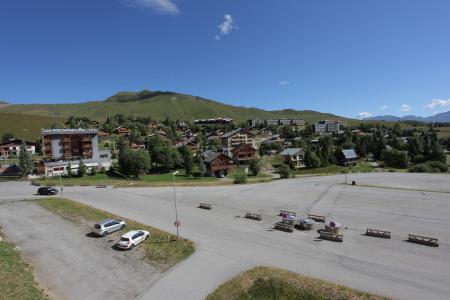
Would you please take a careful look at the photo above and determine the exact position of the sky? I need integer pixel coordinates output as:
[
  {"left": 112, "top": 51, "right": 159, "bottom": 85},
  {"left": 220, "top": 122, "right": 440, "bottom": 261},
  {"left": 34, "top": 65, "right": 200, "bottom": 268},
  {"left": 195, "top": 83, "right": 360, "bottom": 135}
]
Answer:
[{"left": 1, "top": 0, "right": 450, "bottom": 119}]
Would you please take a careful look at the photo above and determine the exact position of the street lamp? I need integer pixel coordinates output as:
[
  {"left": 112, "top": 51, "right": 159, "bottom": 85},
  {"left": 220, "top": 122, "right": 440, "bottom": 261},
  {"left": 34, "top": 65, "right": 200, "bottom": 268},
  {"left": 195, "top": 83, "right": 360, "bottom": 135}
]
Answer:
[{"left": 172, "top": 170, "right": 179, "bottom": 240}]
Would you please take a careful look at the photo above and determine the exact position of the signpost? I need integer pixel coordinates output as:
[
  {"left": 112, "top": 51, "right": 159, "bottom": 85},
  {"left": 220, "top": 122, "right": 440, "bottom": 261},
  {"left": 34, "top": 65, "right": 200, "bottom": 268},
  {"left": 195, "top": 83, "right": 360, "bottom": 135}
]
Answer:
[{"left": 172, "top": 170, "right": 179, "bottom": 240}]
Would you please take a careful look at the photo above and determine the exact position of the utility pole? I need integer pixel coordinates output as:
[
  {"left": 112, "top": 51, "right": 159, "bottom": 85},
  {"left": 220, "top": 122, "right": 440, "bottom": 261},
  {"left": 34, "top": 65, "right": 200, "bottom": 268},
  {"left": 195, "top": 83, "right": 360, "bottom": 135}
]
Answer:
[
  {"left": 59, "top": 173, "right": 63, "bottom": 200},
  {"left": 172, "top": 170, "right": 179, "bottom": 240}
]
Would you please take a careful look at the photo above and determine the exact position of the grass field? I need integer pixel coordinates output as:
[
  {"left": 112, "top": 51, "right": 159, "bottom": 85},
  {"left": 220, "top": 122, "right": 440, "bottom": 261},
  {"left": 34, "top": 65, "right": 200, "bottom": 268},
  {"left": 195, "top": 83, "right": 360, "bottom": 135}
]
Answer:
[
  {"left": 293, "top": 163, "right": 376, "bottom": 176},
  {"left": 207, "top": 266, "right": 388, "bottom": 300},
  {"left": 37, "top": 172, "right": 223, "bottom": 187},
  {"left": 0, "top": 230, "right": 47, "bottom": 300},
  {"left": 0, "top": 112, "right": 65, "bottom": 141},
  {"left": 35, "top": 198, "right": 195, "bottom": 271}
]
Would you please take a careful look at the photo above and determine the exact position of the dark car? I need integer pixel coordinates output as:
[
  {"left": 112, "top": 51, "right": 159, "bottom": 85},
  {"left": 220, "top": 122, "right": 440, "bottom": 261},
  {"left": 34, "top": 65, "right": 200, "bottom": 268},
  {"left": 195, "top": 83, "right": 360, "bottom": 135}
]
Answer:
[{"left": 37, "top": 187, "right": 59, "bottom": 195}]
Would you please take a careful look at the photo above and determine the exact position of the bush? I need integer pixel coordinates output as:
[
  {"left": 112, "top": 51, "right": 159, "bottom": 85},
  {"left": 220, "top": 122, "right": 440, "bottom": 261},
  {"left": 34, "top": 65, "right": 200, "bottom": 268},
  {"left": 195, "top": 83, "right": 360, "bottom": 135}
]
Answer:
[
  {"left": 278, "top": 164, "right": 291, "bottom": 179},
  {"left": 409, "top": 161, "right": 448, "bottom": 173},
  {"left": 249, "top": 158, "right": 261, "bottom": 176},
  {"left": 233, "top": 170, "right": 248, "bottom": 184},
  {"left": 381, "top": 149, "right": 409, "bottom": 169},
  {"left": 427, "top": 161, "right": 448, "bottom": 172}
]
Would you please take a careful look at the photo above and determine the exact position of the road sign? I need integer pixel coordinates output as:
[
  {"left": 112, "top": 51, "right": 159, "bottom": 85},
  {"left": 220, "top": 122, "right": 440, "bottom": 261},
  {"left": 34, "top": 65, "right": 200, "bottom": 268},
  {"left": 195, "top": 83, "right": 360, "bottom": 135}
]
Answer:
[{"left": 174, "top": 220, "right": 181, "bottom": 227}]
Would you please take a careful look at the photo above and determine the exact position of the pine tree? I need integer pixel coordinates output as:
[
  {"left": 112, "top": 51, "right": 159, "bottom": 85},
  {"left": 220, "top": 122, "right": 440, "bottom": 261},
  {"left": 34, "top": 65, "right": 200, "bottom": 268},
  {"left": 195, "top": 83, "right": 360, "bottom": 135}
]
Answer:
[{"left": 18, "top": 141, "right": 33, "bottom": 177}]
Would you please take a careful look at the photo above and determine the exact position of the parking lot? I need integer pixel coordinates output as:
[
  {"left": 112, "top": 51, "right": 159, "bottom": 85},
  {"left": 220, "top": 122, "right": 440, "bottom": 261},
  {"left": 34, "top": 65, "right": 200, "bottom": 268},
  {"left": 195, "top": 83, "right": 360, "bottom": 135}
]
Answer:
[{"left": 1, "top": 172, "right": 450, "bottom": 300}]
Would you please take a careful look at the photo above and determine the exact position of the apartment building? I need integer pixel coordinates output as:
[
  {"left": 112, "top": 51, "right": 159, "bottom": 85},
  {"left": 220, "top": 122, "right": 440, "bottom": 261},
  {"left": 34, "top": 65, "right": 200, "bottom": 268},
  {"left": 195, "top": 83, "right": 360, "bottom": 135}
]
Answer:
[
  {"left": 41, "top": 128, "right": 111, "bottom": 176},
  {"left": 220, "top": 128, "right": 255, "bottom": 156}
]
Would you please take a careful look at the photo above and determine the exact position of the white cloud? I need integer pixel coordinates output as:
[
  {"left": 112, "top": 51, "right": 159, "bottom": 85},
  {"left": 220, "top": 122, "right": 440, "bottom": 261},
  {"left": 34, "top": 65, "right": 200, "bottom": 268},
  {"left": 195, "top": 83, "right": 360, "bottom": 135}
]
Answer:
[
  {"left": 278, "top": 81, "right": 290, "bottom": 86},
  {"left": 380, "top": 105, "right": 389, "bottom": 110},
  {"left": 357, "top": 112, "right": 373, "bottom": 119},
  {"left": 215, "top": 14, "right": 236, "bottom": 40},
  {"left": 424, "top": 98, "right": 450, "bottom": 109},
  {"left": 400, "top": 104, "right": 411, "bottom": 112},
  {"left": 123, "top": 0, "right": 179, "bottom": 15}
]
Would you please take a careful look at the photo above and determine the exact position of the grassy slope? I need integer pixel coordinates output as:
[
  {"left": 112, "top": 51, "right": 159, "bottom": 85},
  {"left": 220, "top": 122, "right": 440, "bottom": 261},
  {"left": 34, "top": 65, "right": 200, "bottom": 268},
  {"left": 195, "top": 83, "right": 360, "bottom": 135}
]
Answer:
[
  {"left": 1, "top": 90, "right": 350, "bottom": 123},
  {"left": 0, "top": 230, "right": 47, "bottom": 300},
  {"left": 0, "top": 112, "right": 65, "bottom": 141},
  {"left": 37, "top": 173, "right": 223, "bottom": 187},
  {"left": 207, "top": 266, "right": 389, "bottom": 300},
  {"left": 35, "top": 198, "right": 195, "bottom": 271}
]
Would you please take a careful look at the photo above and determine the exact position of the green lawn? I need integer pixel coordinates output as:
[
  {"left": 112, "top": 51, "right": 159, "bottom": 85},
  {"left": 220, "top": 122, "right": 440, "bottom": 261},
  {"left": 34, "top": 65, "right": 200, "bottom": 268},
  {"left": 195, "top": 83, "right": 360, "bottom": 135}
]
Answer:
[
  {"left": 35, "top": 198, "right": 195, "bottom": 271},
  {"left": 0, "top": 230, "right": 47, "bottom": 300},
  {"left": 37, "top": 172, "right": 222, "bottom": 187},
  {"left": 207, "top": 266, "right": 389, "bottom": 300},
  {"left": 293, "top": 163, "right": 375, "bottom": 176}
]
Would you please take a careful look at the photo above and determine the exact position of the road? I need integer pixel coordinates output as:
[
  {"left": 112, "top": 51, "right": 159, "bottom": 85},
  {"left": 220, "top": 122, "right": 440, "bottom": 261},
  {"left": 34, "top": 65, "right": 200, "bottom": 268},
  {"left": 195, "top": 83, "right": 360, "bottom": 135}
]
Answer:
[{"left": 2, "top": 172, "right": 450, "bottom": 300}]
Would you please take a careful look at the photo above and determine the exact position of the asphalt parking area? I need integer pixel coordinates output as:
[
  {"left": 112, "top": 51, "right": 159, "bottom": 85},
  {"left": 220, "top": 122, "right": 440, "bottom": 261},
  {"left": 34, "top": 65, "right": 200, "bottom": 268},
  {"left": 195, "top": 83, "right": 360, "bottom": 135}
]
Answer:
[{"left": 0, "top": 200, "right": 161, "bottom": 300}]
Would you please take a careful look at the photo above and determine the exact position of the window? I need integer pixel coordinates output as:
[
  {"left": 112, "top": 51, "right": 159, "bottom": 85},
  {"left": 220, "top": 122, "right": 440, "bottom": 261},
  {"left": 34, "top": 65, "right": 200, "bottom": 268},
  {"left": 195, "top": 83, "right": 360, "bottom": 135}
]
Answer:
[{"left": 100, "top": 154, "right": 109, "bottom": 158}]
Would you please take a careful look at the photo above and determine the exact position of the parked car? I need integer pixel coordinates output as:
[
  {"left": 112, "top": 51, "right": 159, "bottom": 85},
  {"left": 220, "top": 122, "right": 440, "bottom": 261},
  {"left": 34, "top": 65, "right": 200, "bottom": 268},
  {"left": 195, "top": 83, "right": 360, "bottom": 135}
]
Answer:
[
  {"left": 37, "top": 187, "right": 58, "bottom": 195},
  {"left": 93, "top": 219, "right": 127, "bottom": 236},
  {"left": 117, "top": 230, "right": 150, "bottom": 250}
]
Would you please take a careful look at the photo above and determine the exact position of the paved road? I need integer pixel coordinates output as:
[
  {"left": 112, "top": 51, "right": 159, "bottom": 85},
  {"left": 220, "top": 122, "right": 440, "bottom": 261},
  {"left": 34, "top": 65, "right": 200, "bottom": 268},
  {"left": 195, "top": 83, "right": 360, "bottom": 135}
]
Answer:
[{"left": 2, "top": 172, "right": 450, "bottom": 300}]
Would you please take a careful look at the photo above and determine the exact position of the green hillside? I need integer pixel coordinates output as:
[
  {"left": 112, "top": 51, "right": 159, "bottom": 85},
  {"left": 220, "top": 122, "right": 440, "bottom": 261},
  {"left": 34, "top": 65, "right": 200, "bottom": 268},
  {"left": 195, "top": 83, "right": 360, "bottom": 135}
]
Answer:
[
  {"left": 1, "top": 90, "right": 350, "bottom": 123},
  {"left": 0, "top": 112, "right": 65, "bottom": 141}
]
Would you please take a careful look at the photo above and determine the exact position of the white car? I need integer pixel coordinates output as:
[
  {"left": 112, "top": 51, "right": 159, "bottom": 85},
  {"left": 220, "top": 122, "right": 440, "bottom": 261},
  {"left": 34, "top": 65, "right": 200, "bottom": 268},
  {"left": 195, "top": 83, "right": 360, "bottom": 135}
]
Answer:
[
  {"left": 93, "top": 219, "right": 127, "bottom": 237},
  {"left": 117, "top": 230, "right": 150, "bottom": 250}
]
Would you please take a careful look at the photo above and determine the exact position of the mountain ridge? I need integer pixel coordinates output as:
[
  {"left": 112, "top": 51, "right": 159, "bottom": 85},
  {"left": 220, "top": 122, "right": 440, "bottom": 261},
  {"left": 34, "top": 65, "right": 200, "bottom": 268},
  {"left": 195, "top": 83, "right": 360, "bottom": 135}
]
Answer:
[
  {"left": 0, "top": 90, "right": 350, "bottom": 123},
  {"left": 364, "top": 111, "right": 450, "bottom": 123}
]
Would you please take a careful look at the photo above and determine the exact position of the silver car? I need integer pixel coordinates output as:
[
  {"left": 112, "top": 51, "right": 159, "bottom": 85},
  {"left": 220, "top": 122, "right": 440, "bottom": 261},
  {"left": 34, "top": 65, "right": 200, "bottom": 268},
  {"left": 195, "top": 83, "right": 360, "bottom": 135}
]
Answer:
[{"left": 93, "top": 219, "right": 127, "bottom": 236}]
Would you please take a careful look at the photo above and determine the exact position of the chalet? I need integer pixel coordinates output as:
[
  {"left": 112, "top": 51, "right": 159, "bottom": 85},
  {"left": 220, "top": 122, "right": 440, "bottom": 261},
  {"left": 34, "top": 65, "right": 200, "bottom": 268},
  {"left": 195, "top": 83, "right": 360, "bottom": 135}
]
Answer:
[
  {"left": 114, "top": 126, "right": 129, "bottom": 135},
  {"left": 90, "top": 120, "right": 100, "bottom": 128},
  {"left": 231, "top": 143, "right": 256, "bottom": 165},
  {"left": 0, "top": 139, "right": 36, "bottom": 158},
  {"left": 337, "top": 149, "right": 359, "bottom": 167},
  {"left": 221, "top": 128, "right": 255, "bottom": 156},
  {"left": 279, "top": 148, "right": 305, "bottom": 169},
  {"left": 130, "top": 143, "right": 146, "bottom": 150},
  {"left": 203, "top": 152, "right": 235, "bottom": 177}
]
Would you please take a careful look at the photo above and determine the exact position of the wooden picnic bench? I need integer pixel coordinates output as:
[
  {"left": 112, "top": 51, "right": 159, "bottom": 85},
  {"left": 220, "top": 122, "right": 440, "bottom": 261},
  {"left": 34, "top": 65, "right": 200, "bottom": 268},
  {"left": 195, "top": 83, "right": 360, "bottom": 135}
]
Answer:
[
  {"left": 308, "top": 214, "right": 326, "bottom": 223},
  {"left": 198, "top": 203, "right": 212, "bottom": 210},
  {"left": 245, "top": 212, "right": 262, "bottom": 221},
  {"left": 274, "top": 222, "right": 294, "bottom": 233},
  {"left": 318, "top": 231, "right": 343, "bottom": 242},
  {"left": 407, "top": 234, "right": 439, "bottom": 247},
  {"left": 279, "top": 210, "right": 296, "bottom": 217},
  {"left": 366, "top": 228, "right": 391, "bottom": 239}
]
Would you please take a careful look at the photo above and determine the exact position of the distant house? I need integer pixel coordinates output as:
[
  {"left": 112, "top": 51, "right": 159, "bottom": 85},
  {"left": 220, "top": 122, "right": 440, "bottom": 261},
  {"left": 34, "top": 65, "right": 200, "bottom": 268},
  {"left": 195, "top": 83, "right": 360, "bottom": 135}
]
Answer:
[
  {"left": 337, "top": 149, "right": 359, "bottom": 166},
  {"left": 231, "top": 143, "right": 256, "bottom": 165},
  {"left": 279, "top": 148, "right": 305, "bottom": 169},
  {"left": 114, "top": 126, "right": 129, "bottom": 135},
  {"left": 0, "top": 139, "right": 36, "bottom": 158},
  {"left": 203, "top": 153, "right": 235, "bottom": 177},
  {"left": 130, "top": 143, "right": 146, "bottom": 150}
]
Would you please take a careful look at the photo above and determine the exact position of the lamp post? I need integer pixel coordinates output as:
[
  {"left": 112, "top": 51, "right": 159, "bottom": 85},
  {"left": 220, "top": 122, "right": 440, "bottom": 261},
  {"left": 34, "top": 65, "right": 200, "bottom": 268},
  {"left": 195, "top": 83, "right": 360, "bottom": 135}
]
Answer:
[{"left": 172, "top": 170, "right": 179, "bottom": 240}]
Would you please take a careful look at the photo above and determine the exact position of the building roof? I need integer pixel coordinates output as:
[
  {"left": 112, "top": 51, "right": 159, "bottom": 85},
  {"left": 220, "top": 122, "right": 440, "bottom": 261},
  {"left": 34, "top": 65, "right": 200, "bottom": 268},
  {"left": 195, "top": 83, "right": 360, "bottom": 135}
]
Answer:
[
  {"left": 201, "top": 149, "right": 215, "bottom": 158},
  {"left": 279, "top": 148, "right": 304, "bottom": 156},
  {"left": 42, "top": 128, "right": 98, "bottom": 135},
  {"left": 204, "top": 152, "right": 232, "bottom": 163},
  {"left": 221, "top": 128, "right": 242, "bottom": 138},
  {"left": 342, "top": 149, "right": 358, "bottom": 159}
]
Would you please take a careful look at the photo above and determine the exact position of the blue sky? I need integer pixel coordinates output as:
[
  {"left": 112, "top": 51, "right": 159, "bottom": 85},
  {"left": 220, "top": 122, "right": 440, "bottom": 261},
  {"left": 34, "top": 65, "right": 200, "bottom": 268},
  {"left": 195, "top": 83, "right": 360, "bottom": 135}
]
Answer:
[{"left": 1, "top": 0, "right": 450, "bottom": 118}]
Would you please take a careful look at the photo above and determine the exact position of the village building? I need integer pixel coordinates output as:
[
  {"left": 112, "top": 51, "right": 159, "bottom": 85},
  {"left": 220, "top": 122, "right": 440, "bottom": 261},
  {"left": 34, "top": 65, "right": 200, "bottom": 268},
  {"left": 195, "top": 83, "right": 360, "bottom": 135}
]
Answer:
[
  {"left": 279, "top": 148, "right": 305, "bottom": 168},
  {"left": 193, "top": 118, "right": 233, "bottom": 126},
  {"left": 203, "top": 152, "right": 235, "bottom": 177},
  {"left": 114, "top": 126, "right": 129, "bottom": 135},
  {"left": 0, "top": 139, "right": 36, "bottom": 158},
  {"left": 41, "top": 128, "right": 111, "bottom": 176},
  {"left": 337, "top": 149, "right": 359, "bottom": 166},
  {"left": 220, "top": 128, "right": 255, "bottom": 156},
  {"left": 231, "top": 143, "right": 256, "bottom": 165}
]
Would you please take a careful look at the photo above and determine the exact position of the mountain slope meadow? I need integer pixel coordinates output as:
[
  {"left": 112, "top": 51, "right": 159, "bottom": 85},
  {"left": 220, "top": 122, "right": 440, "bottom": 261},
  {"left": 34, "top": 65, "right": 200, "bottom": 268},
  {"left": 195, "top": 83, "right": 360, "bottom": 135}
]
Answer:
[{"left": 1, "top": 90, "right": 349, "bottom": 123}]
